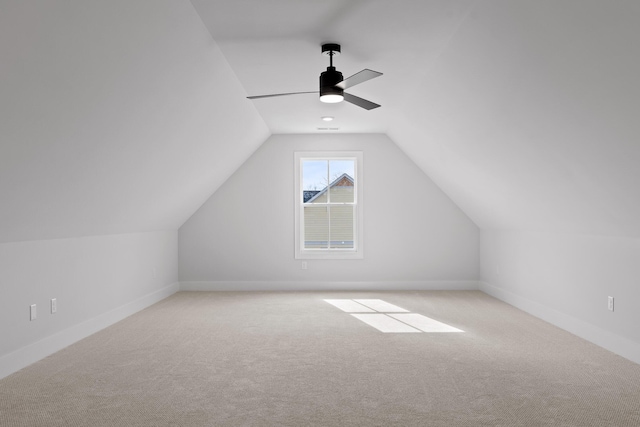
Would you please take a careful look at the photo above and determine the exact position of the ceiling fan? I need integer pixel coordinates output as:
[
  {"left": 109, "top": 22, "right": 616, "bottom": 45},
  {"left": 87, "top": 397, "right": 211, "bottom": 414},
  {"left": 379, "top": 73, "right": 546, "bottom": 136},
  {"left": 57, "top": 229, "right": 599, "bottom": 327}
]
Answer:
[{"left": 247, "top": 43, "right": 383, "bottom": 110}]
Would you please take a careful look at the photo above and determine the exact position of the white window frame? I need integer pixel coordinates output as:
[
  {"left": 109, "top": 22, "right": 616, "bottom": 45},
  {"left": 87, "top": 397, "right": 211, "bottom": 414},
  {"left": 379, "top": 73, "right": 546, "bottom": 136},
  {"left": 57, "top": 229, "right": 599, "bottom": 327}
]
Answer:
[{"left": 294, "top": 151, "right": 364, "bottom": 260}]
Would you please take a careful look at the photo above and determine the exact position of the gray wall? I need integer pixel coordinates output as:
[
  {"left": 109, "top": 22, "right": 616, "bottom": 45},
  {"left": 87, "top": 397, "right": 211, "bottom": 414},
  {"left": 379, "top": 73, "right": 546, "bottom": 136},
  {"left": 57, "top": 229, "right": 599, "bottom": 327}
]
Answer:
[
  {"left": 0, "top": 231, "right": 178, "bottom": 379},
  {"left": 179, "top": 134, "right": 479, "bottom": 290},
  {"left": 480, "top": 230, "right": 640, "bottom": 364}
]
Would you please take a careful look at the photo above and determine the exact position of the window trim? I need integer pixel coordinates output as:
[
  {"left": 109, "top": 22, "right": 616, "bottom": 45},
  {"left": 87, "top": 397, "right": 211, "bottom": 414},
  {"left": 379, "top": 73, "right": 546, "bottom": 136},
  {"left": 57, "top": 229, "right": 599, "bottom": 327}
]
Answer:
[{"left": 294, "top": 151, "right": 364, "bottom": 260}]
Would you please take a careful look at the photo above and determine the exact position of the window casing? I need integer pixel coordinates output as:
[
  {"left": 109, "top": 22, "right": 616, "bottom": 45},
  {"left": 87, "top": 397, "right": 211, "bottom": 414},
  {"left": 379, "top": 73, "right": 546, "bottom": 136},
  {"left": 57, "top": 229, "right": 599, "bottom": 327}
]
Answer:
[{"left": 295, "top": 151, "right": 363, "bottom": 259}]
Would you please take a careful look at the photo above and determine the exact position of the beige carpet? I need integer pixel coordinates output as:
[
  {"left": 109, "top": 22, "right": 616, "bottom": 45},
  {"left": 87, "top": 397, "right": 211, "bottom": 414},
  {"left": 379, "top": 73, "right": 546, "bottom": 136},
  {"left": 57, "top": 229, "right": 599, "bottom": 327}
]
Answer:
[{"left": 1, "top": 291, "right": 639, "bottom": 426}]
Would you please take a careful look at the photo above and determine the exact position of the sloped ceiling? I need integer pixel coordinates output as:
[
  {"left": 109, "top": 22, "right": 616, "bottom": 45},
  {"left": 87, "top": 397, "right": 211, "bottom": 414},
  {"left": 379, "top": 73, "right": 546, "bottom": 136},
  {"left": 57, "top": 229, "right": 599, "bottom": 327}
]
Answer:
[
  {"left": 2, "top": 1, "right": 639, "bottom": 243},
  {"left": 191, "top": 0, "right": 640, "bottom": 237},
  {"left": 0, "top": 0, "right": 269, "bottom": 243}
]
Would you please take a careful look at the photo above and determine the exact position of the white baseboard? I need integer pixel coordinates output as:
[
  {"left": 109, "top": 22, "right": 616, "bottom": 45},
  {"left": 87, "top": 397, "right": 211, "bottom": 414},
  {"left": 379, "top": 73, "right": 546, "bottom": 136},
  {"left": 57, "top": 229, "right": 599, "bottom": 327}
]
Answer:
[
  {"left": 180, "top": 280, "right": 479, "bottom": 292},
  {"left": 0, "top": 282, "right": 180, "bottom": 380},
  {"left": 479, "top": 281, "right": 640, "bottom": 365}
]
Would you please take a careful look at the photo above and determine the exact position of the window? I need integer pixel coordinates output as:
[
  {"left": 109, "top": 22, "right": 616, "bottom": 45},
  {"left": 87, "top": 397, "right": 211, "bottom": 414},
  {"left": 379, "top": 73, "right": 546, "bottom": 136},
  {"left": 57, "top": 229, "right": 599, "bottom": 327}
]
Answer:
[{"left": 295, "top": 151, "right": 363, "bottom": 259}]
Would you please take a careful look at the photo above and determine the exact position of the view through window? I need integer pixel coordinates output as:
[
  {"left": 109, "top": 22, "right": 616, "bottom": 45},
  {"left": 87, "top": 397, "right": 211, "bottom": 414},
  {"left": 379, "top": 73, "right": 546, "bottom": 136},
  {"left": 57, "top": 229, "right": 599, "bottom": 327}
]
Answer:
[
  {"left": 302, "top": 159, "right": 355, "bottom": 249},
  {"left": 295, "top": 152, "right": 363, "bottom": 259}
]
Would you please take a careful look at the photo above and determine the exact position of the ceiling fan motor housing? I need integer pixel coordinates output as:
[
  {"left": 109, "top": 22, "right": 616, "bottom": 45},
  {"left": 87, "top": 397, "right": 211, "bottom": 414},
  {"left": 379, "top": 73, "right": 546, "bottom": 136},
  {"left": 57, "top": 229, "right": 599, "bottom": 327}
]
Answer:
[{"left": 320, "top": 66, "right": 344, "bottom": 100}]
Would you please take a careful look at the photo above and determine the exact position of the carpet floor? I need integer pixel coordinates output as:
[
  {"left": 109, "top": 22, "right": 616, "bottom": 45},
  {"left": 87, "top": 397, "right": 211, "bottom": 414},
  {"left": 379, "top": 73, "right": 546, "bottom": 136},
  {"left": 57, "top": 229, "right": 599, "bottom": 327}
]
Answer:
[{"left": 1, "top": 291, "right": 639, "bottom": 426}]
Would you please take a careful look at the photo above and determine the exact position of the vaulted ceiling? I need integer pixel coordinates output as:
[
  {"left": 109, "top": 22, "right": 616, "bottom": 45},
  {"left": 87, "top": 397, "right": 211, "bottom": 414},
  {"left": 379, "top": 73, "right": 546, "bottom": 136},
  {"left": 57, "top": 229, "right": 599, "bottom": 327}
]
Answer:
[
  {"left": 0, "top": 1, "right": 268, "bottom": 242},
  {"left": 1, "top": 0, "right": 639, "bottom": 243}
]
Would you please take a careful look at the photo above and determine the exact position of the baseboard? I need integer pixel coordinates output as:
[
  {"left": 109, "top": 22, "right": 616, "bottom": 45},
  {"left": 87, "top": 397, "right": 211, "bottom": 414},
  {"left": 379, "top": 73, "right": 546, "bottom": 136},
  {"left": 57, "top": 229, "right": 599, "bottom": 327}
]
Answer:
[
  {"left": 0, "top": 282, "right": 180, "bottom": 380},
  {"left": 479, "top": 281, "right": 640, "bottom": 365},
  {"left": 180, "top": 280, "right": 479, "bottom": 291}
]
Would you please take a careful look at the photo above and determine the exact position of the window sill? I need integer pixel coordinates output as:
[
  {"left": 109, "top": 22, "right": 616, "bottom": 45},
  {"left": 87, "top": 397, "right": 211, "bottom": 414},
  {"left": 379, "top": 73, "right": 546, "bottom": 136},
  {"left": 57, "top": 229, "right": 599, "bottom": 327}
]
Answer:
[{"left": 295, "top": 250, "right": 364, "bottom": 260}]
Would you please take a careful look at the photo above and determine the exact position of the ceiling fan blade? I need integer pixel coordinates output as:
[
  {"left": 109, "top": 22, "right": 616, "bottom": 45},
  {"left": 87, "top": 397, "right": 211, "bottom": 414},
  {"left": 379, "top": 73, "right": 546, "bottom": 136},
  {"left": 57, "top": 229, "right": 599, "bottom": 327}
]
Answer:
[
  {"left": 343, "top": 92, "right": 380, "bottom": 110},
  {"left": 336, "top": 69, "right": 382, "bottom": 90},
  {"left": 247, "top": 91, "right": 317, "bottom": 100}
]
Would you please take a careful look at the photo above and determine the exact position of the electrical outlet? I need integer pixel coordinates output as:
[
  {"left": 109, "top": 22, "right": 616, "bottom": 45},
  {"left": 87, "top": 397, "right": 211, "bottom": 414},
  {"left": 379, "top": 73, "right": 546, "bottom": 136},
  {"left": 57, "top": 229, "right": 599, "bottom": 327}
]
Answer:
[
  {"left": 51, "top": 298, "right": 57, "bottom": 314},
  {"left": 608, "top": 296, "right": 614, "bottom": 312},
  {"left": 301, "top": 262, "right": 308, "bottom": 270},
  {"left": 30, "top": 304, "right": 37, "bottom": 321}
]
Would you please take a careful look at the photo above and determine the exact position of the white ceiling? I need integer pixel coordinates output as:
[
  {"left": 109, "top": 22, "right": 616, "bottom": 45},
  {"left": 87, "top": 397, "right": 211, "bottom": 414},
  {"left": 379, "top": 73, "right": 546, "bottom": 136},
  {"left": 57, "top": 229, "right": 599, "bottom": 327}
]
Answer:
[
  {"left": 191, "top": 0, "right": 475, "bottom": 134},
  {"left": 192, "top": 0, "right": 640, "bottom": 237},
  {"left": 0, "top": 1, "right": 268, "bottom": 242},
  {"left": 1, "top": 0, "right": 639, "bottom": 243}
]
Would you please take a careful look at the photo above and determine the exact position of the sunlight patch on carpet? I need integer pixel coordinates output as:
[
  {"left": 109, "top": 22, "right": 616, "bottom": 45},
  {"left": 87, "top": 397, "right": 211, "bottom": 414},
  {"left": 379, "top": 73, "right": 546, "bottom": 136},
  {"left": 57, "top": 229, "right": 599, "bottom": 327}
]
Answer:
[
  {"left": 324, "top": 299, "right": 375, "bottom": 313},
  {"left": 324, "top": 299, "right": 464, "bottom": 334},
  {"left": 389, "top": 313, "right": 464, "bottom": 333},
  {"left": 353, "top": 299, "right": 408, "bottom": 313},
  {"left": 351, "top": 314, "right": 421, "bottom": 333}
]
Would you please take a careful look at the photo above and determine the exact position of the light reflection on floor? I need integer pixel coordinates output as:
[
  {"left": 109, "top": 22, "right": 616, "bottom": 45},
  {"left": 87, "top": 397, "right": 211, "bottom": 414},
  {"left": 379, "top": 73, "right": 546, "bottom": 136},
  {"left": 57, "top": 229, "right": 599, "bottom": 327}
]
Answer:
[
  {"left": 389, "top": 313, "right": 463, "bottom": 333},
  {"left": 324, "top": 299, "right": 464, "bottom": 333},
  {"left": 324, "top": 299, "right": 375, "bottom": 313},
  {"left": 351, "top": 313, "right": 421, "bottom": 333},
  {"left": 353, "top": 299, "right": 408, "bottom": 313}
]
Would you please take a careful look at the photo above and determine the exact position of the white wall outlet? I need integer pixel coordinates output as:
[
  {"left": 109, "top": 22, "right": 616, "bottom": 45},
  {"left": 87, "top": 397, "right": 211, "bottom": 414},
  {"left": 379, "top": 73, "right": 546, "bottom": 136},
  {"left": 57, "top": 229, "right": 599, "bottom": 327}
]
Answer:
[
  {"left": 608, "top": 296, "right": 614, "bottom": 312},
  {"left": 30, "top": 304, "right": 37, "bottom": 321},
  {"left": 301, "top": 261, "right": 308, "bottom": 270},
  {"left": 51, "top": 298, "right": 57, "bottom": 314}
]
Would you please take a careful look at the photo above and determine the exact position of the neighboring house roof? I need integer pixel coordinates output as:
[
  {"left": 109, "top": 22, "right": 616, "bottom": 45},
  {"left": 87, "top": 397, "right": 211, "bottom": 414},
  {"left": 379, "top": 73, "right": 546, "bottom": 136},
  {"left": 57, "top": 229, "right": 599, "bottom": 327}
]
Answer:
[
  {"left": 303, "top": 191, "right": 321, "bottom": 203},
  {"left": 305, "top": 173, "right": 354, "bottom": 203}
]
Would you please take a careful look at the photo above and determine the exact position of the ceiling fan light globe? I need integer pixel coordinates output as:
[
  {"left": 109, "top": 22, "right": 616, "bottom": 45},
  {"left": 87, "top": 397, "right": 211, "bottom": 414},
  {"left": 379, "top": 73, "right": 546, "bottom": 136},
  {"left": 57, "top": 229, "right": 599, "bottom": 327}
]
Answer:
[{"left": 320, "top": 94, "right": 344, "bottom": 103}]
